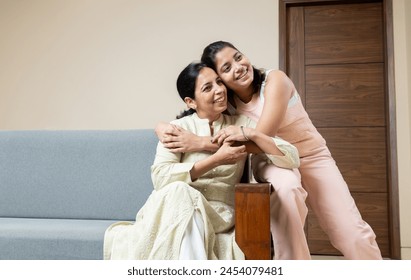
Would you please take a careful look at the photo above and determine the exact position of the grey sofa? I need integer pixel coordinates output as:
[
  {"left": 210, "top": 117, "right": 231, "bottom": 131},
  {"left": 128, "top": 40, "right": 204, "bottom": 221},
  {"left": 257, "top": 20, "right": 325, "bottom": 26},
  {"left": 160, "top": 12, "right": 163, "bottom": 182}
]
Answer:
[{"left": 0, "top": 130, "right": 157, "bottom": 260}]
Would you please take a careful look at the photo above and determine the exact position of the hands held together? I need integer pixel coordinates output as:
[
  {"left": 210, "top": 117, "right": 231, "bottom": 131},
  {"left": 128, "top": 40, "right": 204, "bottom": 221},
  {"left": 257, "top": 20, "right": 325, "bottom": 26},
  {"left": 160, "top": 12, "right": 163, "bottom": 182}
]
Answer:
[
  {"left": 212, "top": 125, "right": 251, "bottom": 146},
  {"left": 156, "top": 122, "right": 251, "bottom": 154},
  {"left": 158, "top": 123, "right": 205, "bottom": 153}
]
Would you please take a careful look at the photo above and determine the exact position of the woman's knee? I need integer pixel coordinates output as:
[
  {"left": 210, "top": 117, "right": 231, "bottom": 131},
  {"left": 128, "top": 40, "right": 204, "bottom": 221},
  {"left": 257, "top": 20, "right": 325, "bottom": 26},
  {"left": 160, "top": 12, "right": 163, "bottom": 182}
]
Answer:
[
  {"left": 160, "top": 181, "right": 198, "bottom": 198},
  {"left": 261, "top": 168, "right": 302, "bottom": 191}
]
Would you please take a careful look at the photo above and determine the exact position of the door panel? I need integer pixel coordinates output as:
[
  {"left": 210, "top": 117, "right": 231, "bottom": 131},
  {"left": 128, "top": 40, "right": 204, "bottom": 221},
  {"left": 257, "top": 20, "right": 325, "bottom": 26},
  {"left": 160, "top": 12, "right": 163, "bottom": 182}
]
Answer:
[
  {"left": 287, "top": 6, "right": 305, "bottom": 104},
  {"left": 306, "top": 64, "right": 386, "bottom": 127},
  {"left": 304, "top": 3, "right": 384, "bottom": 65},
  {"left": 318, "top": 127, "right": 387, "bottom": 193}
]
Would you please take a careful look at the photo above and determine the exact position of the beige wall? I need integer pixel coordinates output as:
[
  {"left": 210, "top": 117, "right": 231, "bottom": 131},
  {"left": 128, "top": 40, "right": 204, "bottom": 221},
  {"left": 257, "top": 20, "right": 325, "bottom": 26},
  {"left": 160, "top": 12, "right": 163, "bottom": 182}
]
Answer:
[
  {"left": 0, "top": 0, "right": 278, "bottom": 130},
  {"left": 394, "top": 0, "right": 411, "bottom": 260},
  {"left": 1, "top": 0, "right": 410, "bottom": 259}
]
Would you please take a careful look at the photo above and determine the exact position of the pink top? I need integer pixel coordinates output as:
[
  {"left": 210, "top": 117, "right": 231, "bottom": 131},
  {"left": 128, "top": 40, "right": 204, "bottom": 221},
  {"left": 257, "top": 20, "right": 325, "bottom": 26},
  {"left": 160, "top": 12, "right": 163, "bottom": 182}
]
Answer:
[{"left": 233, "top": 71, "right": 325, "bottom": 157}]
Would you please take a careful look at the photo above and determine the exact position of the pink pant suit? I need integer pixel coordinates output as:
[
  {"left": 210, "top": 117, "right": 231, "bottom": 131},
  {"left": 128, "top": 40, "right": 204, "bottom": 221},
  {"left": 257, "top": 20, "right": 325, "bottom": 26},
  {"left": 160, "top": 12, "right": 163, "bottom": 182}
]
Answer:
[{"left": 232, "top": 70, "right": 382, "bottom": 260}]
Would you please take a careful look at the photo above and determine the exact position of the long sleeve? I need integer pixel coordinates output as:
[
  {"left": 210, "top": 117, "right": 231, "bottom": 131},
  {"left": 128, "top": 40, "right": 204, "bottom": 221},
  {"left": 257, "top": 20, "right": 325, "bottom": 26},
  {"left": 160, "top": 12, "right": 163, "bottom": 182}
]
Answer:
[
  {"left": 241, "top": 115, "right": 300, "bottom": 169},
  {"left": 150, "top": 142, "right": 194, "bottom": 190},
  {"left": 267, "top": 137, "right": 300, "bottom": 169}
]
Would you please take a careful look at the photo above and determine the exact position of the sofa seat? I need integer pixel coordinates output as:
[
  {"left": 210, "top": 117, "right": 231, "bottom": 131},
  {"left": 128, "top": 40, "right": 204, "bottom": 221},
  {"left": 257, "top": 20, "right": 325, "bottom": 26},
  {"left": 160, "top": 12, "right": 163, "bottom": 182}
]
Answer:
[
  {"left": 0, "top": 130, "right": 157, "bottom": 259},
  {"left": 0, "top": 217, "right": 121, "bottom": 260}
]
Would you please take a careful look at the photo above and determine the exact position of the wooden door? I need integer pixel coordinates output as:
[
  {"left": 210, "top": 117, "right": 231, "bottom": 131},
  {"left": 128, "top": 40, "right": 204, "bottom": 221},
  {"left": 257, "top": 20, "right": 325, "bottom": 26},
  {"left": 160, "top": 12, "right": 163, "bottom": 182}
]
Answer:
[{"left": 279, "top": 0, "right": 400, "bottom": 258}]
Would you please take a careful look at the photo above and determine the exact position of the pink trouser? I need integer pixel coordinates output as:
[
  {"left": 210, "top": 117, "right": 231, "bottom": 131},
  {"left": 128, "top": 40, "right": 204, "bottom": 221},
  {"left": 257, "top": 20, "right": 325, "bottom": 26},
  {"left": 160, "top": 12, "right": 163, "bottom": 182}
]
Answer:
[
  {"left": 299, "top": 146, "right": 382, "bottom": 260},
  {"left": 252, "top": 155, "right": 311, "bottom": 260}
]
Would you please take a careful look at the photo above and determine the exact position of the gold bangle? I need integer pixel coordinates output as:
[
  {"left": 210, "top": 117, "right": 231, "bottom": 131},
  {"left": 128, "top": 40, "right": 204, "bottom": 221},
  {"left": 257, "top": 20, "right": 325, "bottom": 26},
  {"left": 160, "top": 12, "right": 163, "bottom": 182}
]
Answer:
[{"left": 240, "top": 126, "right": 249, "bottom": 141}]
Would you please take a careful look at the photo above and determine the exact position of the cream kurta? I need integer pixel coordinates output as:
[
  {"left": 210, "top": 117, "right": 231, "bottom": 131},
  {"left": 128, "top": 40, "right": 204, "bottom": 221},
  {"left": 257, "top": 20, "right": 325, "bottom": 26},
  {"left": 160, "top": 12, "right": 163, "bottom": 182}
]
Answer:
[{"left": 104, "top": 113, "right": 299, "bottom": 260}]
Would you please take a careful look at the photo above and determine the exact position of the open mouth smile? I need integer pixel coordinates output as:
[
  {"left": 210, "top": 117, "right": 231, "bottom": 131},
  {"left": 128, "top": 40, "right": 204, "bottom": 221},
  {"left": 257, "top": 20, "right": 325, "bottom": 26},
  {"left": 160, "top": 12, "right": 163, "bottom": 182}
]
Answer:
[
  {"left": 214, "top": 96, "right": 225, "bottom": 103},
  {"left": 236, "top": 68, "right": 248, "bottom": 80}
]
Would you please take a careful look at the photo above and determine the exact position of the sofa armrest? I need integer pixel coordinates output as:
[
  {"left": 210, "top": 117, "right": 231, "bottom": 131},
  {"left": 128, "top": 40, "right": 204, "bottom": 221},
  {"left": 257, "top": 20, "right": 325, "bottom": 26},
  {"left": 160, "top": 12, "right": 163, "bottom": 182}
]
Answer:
[{"left": 234, "top": 183, "right": 273, "bottom": 260}]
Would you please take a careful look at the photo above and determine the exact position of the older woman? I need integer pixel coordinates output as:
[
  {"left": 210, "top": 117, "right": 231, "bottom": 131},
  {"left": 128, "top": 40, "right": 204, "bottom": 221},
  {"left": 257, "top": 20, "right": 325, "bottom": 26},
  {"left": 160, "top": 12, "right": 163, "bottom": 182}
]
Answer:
[{"left": 103, "top": 62, "right": 299, "bottom": 260}]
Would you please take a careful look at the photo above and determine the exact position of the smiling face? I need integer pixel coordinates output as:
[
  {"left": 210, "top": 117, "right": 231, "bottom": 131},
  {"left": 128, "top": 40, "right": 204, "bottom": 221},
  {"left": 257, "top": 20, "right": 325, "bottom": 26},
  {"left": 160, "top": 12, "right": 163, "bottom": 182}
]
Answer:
[
  {"left": 185, "top": 67, "right": 227, "bottom": 122},
  {"left": 213, "top": 47, "right": 254, "bottom": 93}
]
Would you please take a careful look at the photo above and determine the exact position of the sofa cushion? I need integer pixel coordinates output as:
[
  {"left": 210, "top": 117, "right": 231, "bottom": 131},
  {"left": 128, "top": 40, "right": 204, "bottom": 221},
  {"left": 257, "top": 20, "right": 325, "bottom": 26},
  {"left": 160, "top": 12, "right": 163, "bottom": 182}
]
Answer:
[
  {"left": 0, "top": 130, "right": 157, "bottom": 220},
  {"left": 0, "top": 217, "right": 118, "bottom": 259}
]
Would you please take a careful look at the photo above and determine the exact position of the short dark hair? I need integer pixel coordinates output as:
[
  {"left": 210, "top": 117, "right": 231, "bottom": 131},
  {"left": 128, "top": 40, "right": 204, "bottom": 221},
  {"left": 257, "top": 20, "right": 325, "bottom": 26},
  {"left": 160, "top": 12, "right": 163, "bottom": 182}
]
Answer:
[{"left": 175, "top": 62, "right": 207, "bottom": 119}]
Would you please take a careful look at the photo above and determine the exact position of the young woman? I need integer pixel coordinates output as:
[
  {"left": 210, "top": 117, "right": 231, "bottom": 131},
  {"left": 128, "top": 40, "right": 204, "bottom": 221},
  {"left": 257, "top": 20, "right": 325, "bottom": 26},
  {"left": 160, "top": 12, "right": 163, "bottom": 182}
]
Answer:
[
  {"left": 104, "top": 62, "right": 300, "bottom": 260},
  {"left": 201, "top": 41, "right": 383, "bottom": 260}
]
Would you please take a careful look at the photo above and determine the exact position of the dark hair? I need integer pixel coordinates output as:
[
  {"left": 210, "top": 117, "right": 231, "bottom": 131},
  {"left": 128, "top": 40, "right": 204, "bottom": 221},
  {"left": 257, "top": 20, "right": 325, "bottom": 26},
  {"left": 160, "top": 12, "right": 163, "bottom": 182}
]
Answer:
[
  {"left": 201, "top": 41, "right": 265, "bottom": 95},
  {"left": 175, "top": 62, "right": 207, "bottom": 119}
]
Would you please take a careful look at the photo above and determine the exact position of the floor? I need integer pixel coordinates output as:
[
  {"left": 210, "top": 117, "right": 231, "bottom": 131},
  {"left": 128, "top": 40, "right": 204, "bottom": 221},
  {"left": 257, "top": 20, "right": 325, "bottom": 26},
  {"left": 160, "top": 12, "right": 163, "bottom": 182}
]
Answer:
[{"left": 311, "top": 255, "right": 344, "bottom": 260}]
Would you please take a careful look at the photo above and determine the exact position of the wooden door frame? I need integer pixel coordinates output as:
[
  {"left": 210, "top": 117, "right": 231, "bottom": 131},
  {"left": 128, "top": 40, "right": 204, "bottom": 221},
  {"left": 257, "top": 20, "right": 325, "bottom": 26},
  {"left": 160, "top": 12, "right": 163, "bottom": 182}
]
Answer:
[{"left": 278, "top": 0, "right": 400, "bottom": 259}]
